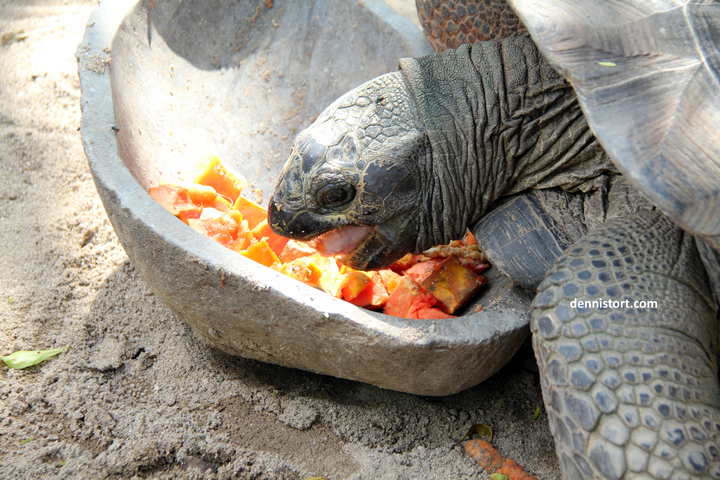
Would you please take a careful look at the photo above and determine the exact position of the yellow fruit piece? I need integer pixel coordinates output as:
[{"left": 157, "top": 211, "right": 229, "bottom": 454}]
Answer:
[
  {"left": 280, "top": 257, "right": 323, "bottom": 285},
  {"left": 378, "top": 269, "right": 403, "bottom": 295},
  {"left": 420, "top": 256, "right": 484, "bottom": 314},
  {"left": 278, "top": 240, "right": 318, "bottom": 263},
  {"left": 339, "top": 266, "right": 372, "bottom": 301},
  {"left": 188, "top": 217, "right": 237, "bottom": 247},
  {"left": 228, "top": 219, "right": 255, "bottom": 252},
  {"left": 148, "top": 184, "right": 202, "bottom": 223},
  {"left": 186, "top": 183, "right": 218, "bottom": 205},
  {"left": 310, "top": 254, "right": 343, "bottom": 298},
  {"left": 251, "top": 219, "right": 290, "bottom": 255},
  {"left": 239, "top": 239, "right": 279, "bottom": 267},
  {"left": 233, "top": 196, "right": 267, "bottom": 230},
  {"left": 193, "top": 155, "right": 247, "bottom": 203}
]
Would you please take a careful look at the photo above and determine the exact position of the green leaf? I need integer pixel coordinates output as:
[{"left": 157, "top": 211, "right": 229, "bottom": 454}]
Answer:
[
  {"left": 598, "top": 61, "right": 616, "bottom": 67},
  {"left": 459, "top": 423, "right": 493, "bottom": 443},
  {"left": 59, "top": 461, "right": 67, "bottom": 467},
  {"left": 532, "top": 405, "right": 541, "bottom": 420},
  {"left": 1, "top": 347, "right": 67, "bottom": 369},
  {"left": 490, "top": 474, "right": 508, "bottom": 480},
  {"left": 20, "top": 438, "right": 32, "bottom": 445}
]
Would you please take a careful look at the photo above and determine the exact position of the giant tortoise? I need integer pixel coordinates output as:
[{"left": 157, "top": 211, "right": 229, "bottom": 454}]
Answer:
[{"left": 268, "top": 0, "right": 720, "bottom": 478}]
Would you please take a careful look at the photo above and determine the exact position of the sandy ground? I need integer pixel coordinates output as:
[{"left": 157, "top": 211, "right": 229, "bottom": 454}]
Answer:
[{"left": 0, "top": 0, "right": 561, "bottom": 478}]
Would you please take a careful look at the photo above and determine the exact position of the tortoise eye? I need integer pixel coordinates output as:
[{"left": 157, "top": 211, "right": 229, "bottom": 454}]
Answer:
[{"left": 317, "top": 184, "right": 355, "bottom": 207}]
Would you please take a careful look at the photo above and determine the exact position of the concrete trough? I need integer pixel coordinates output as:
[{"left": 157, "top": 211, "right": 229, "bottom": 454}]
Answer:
[{"left": 77, "top": 0, "right": 532, "bottom": 395}]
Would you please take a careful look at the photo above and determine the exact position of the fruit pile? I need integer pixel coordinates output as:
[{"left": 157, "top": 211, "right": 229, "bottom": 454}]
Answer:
[{"left": 149, "top": 156, "right": 488, "bottom": 319}]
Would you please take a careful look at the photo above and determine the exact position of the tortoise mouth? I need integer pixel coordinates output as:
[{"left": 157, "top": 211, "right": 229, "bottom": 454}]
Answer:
[
  {"left": 310, "top": 222, "right": 412, "bottom": 271},
  {"left": 311, "top": 225, "right": 375, "bottom": 256}
]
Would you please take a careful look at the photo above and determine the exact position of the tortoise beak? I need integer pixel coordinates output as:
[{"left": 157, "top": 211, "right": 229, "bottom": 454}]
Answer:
[{"left": 268, "top": 198, "right": 327, "bottom": 241}]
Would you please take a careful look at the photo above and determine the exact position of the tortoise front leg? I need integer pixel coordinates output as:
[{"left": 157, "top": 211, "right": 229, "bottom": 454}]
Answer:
[{"left": 532, "top": 211, "right": 720, "bottom": 479}]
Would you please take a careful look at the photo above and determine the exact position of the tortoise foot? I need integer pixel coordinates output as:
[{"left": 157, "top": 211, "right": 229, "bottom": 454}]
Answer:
[{"left": 532, "top": 212, "right": 720, "bottom": 479}]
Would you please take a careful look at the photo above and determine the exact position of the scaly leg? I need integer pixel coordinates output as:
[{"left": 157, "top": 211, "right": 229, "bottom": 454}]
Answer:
[{"left": 533, "top": 212, "right": 720, "bottom": 479}]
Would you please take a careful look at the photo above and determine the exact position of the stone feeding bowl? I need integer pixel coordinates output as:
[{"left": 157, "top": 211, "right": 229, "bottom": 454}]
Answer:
[{"left": 77, "top": 0, "right": 533, "bottom": 396}]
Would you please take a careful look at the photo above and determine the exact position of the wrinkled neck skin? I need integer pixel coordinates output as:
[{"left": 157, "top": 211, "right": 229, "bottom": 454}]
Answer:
[{"left": 402, "top": 36, "right": 615, "bottom": 251}]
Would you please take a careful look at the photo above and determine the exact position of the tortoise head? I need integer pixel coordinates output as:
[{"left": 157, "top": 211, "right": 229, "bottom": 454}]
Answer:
[{"left": 268, "top": 72, "right": 430, "bottom": 270}]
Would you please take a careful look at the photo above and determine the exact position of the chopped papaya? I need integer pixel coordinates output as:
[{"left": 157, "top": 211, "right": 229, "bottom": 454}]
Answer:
[
  {"left": 350, "top": 272, "right": 389, "bottom": 309},
  {"left": 310, "top": 254, "right": 344, "bottom": 298},
  {"left": 177, "top": 210, "right": 202, "bottom": 224},
  {"left": 404, "top": 258, "right": 445, "bottom": 284},
  {"left": 229, "top": 219, "right": 255, "bottom": 252},
  {"left": 148, "top": 184, "right": 202, "bottom": 223},
  {"left": 420, "top": 256, "right": 485, "bottom": 314},
  {"left": 388, "top": 253, "right": 420, "bottom": 273},
  {"left": 377, "top": 269, "right": 402, "bottom": 296},
  {"left": 188, "top": 212, "right": 238, "bottom": 247},
  {"left": 150, "top": 155, "right": 488, "bottom": 319},
  {"left": 340, "top": 267, "right": 372, "bottom": 301},
  {"left": 459, "top": 257, "right": 491, "bottom": 276},
  {"left": 416, "top": 307, "right": 455, "bottom": 319},
  {"left": 229, "top": 236, "right": 250, "bottom": 252},
  {"left": 464, "top": 230, "right": 477, "bottom": 246},
  {"left": 239, "top": 239, "right": 279, "bottom": 267},
  {"left": 186, "top": 183, "right": 232, "bottom": 211},
  {"left": 186, "top": 183, "right": 217, "bottom": 204},
  {"left": 383, "top": 277, "right": 454, "bottom": 319},
  {"left": 223, "top": 208, "right": 243, "bottom": 225},
  {"left": 279, "top": 239, "right": 318, "bottom": 262},
  {"left": 251, "top": 219, "right": 290, "bottom": 255},
  {"left": 233, "top": 196, "right": 267, "bottom": 230},
  {"left": 280, "top": 256, "right": 323, "bottom": 285},
  {"left": 193, "top": 155, "right": 247, "bottom": 202}
]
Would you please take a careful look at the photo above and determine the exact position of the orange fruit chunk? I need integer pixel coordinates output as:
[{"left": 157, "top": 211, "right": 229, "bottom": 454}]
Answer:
[
  {"left": 187, "top": 211, "right": 239, "bottom": 247},
  {"left": 148, "top": 184, "right": 202, "bottom": 223},
  {"left": 420, "top": 256, "right": 484, "bottom": 314},
  {"left": 340, "top": 267, "right": 372, "bottom": 301},
  {"left": 377, "top": 269, "right": 402, "bottom": 296},
  {"left": 388, "top": 253, "right": 420, "bottom": 273},
  {"left": 233, "top": 196, "right": 267, "bottom": 230},
  {"left": 228, "top": 219, "right": 255, "bottom": 252},
  {"left": 459, "top": 257, "right": 490, "bottom": 276},
  {"left": 280, "top": 256, "right": 323, "bottom": 285},
  {"left": 251, "top": 219, "right": 290, "bottom": 256},
  {"left": 414, "top": 307, "right": 455, "bottom": 319},
  {"left": 186, "top": 183, "right": 233, "bottom": 211},
  {"left": 279, "top": 240, "right": 318, "bottom": 263},
  {"left": 149, "top": 155, "right": 486, "bottom": 320},
  {"left": 403, "top": 258, "right": 445, "bottom": 284},
  {"left": 349, "top": 272, "right": 390, "bottom": 309},
  {"left": 383, "top": 277, "right": 455, "bottom": 319},
  {"left": 239, "top": 239, "right": 279, "bottom": 268},
  {"left": 464, "top": 230, "right": 477, "bottom": 246},
  {"left": 193, "top": 155, "right": 247, "bottom": 202},
  {"left": 308, "top": 254, "right": 344, "bottom": 298}
]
